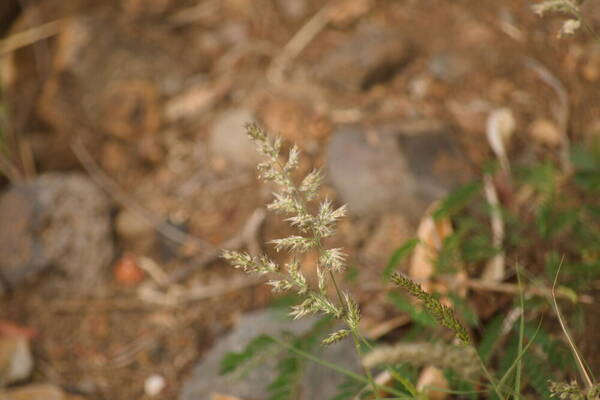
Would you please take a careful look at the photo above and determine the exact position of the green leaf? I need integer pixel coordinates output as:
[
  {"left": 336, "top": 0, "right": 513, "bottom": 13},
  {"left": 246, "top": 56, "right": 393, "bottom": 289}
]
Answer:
[
  {"left": 478, "top": 314, "right": 505, "bottom": 364},
  {"left": 536, "top": 201, "right": 579, "bottom": 239},
  {"left": 448, "top": 293, "right": 479, "bottom": 327},
  {"left": 584, "top": 204, "right": 600, "bottom": 219},
  {"left": 328, "top": 376, "right": 365, "bottom": 400},
  {"left": 517, "top": 162, "right": 556, "bottom": 195},
  {"left": 220, "top": 334, "right": 276, "bottom": 375},
  {"left": 388, "top": 366, "right": 419, "bottom": 397},
  {"left": 435, "top": 233, "right": 462, "bottom": 274},
  {"left": 497, "top": 321, "right": 543, "bottom": 397},
  {"left": 443, "top": 369, "right": 478, "bottom": 400},
  {"left": 571, "top": 145, "right": 600, "bottom": 170},
  {"left": 514, "top": 267, "right": 525, "bottom": 397},
  {"left": 461, "top": 233, "right": 499, "bottom": 262},
  {"left": 268, "top": 356, "right": 301, "bottom": 400},
  {"left": 383, "top": 238, "right": 419, "bottom": 279},
  {"left": 523, "top": 352, "right": 553, "bottom": 399},
  {"left": 433, "top": 182, "right": 481, "bottom": 220},
  {"left": 387, "top": 292, "right": 436, "bottom": 327},
  {"left": 523, "top": 322, "right": 577, "bottom": 373}
]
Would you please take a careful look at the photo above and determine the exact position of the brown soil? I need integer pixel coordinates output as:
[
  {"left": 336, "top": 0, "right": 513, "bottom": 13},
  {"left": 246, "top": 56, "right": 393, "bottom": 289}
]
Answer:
[{"left": 1, "top": 0, "right": 599, "bottom": 399}]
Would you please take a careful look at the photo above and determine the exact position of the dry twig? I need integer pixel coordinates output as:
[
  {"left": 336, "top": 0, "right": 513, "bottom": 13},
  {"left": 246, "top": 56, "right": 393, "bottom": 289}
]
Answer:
[
  {"left": 481, "top": 174, "right": 505, "bottom": 282},
  {"left": 466, "top": 278, "right": 593, "bottom": 304},
  {"left": 0, "top": 19, "right": 63, "bottom": 55},
  {"left": 524, "top": 57, "right": 571, "bottom": 173},
  {"left": 552, "top": 260, "right": 595, "bottom": 388},
  {"left": 267, "top": 2, "right": 335, "bottom": 84}
]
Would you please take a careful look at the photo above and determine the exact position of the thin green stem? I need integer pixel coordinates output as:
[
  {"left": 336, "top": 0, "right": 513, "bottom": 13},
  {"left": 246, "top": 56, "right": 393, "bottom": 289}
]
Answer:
[
  {"left": 327, "top": 269, "right": 347, "bottom": 309},
  {"left": 497, "top": 319, "right": 543, "bottom": 397},
  {"left": 270, "top": 335, "right": 406, "bottom": 398},
  {"left": 350, "top": 329, "right": 381, "bottom": 399},
  {"left": 477, "top": 354, "right": 506, "bottom": 400},
  {"left": 514, "top": 266, "right": 525, "bottom": 399},
  {"left": 552, "top": 259, "right": 594, "bottom": 389}
]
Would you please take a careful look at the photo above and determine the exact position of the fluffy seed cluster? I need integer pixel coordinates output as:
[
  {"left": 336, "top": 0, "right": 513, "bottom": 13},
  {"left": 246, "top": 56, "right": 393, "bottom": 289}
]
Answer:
[
  {"left": 532, "top": 0, "right": 585, "bottom": 37},
  {"left": 222, "top": 123, "right": 358, "bottom": 344},
  {"left": 549, "top": 380, "right": 600, "bottom": 400},
  {"left": 533, "top": 0, "right": 583, "bottom": 14},
  {"left": 363, "top": 342, "right": 480, "bottom": 379}
]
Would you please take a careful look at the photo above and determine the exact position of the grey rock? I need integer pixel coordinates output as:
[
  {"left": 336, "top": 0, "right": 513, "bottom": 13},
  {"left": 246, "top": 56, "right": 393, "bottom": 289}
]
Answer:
[
  {"left": 0, "top": 173, "right": 114, "bottom": 290},
  {"left": 179, "top": 310, "right": 359, "bottom": 400},
  {"left": 326, "top": 125, "right": 412, "bottom": 216},
  {"left": 326, "top": 123, "right": 473, "bottom": 217},
  {"left": 208, "top": 108, "right": 260, "bottom": 169},
  {"left": 314, "top": 23, "right": 412, "bottom": 91}
]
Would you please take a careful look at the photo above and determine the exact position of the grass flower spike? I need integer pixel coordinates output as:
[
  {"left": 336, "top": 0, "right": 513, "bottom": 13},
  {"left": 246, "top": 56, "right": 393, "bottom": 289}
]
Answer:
[{"left": 221, "top": 123, "right": 359, "bottom": 343}]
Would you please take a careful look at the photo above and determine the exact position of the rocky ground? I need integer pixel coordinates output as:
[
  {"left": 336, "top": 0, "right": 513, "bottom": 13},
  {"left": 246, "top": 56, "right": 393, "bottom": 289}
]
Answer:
[{"left": 0, "top": 0, "right": 599, "bottom": 399}]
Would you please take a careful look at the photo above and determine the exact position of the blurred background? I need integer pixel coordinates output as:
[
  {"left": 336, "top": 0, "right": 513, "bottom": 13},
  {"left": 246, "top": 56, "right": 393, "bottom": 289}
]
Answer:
[{"left": 0, "top": 0, "right": 599, "bottom": 399}]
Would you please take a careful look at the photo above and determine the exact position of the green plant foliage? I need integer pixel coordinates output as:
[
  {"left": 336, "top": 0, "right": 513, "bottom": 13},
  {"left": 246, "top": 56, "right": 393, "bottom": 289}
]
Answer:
[
  {"left": 221, "top": 315, "right": 340, "bottom": 399},
  {"left": 461, "top": 230, "right": 499, "bottom": 262},
  {"left": 220, "top": 123, "right": 600, "bottom": 400},
  {"left": 433, "top": 182, "right": 481, "bottom": 220},
  {"left": 518, "top": 161, "right": 557, "bottom": 195},
  {"left": 497, "top": 333, "right": 520, "bottom": 393},
  {"left": 268, "top": 355, "right": 302, "bottom": 400},
  {"left": 383, "top": 238, "right": 420, "bottom": 279},
  {"left": 448, "top": 293, "right": 479, "bottom": 328},
  {"left": 571, "top": 144, "right": 600, "bottom": 192},
  {"left": 435, "top": 233, "right": 462, "bottom": 274},
  {"left": 220, "top": 334, "right": 277, "bottom": 375},
  {"left": 523, "top": 351, "right": 553, "bottom": 399},
  {"left": 550, "top": 380, "right": 600, "bottom": 400},
  {"left": 265, "top": 318, "right": 341, "bottom": 400},
  {"left": 478, "top": 314, "right": 505, "bottom": 364},
  {"left": 444, "top": 368, "right": 478, "bottom": 400},
  {"left": 389, "top": 363, "right": 420, "bottom": 398},
  {"left": 329, "top": 376, "right": 365, "bottom": 400},
  {"left": 523, "top": 322, "right": 577, "bottom": 374},
  {"left": 387, "top": 292, "right": 436, "bottom": 327},
  {"left": 536, "top": 198, "right": 579, "bottom": 240}
]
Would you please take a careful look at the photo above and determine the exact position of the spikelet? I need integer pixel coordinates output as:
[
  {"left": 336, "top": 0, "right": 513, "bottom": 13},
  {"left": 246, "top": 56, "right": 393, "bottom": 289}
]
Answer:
[{"left": 221, "top": 123, "right": 356, "bottom": 345}]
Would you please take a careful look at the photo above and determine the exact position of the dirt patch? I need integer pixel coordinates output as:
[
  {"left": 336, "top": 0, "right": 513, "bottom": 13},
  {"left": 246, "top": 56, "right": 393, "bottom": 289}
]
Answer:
[{"left": 1, "top": 0, "right": 599, "bottom": 398}]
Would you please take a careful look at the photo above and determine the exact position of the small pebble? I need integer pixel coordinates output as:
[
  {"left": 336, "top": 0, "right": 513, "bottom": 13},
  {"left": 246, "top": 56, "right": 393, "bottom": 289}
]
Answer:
[
  {"left": 0, "top": 336, "right": 34, "bottom": 386},
  {"left": 114, "top": 254, "right": 145, "bottom": 286},
  {"left": 208, "top": 108, "right": 260, "bottom": 169},
  {"left": 144, "top": 374, "right": 166, "bottom": 397}
]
